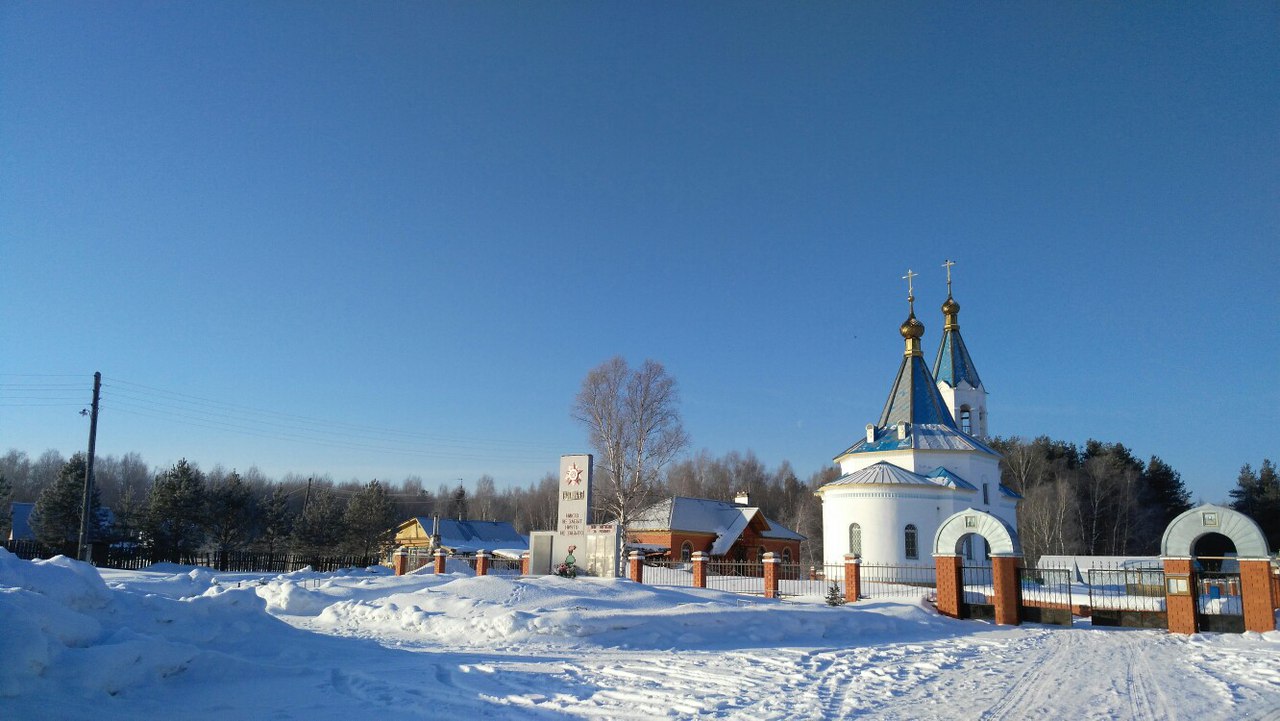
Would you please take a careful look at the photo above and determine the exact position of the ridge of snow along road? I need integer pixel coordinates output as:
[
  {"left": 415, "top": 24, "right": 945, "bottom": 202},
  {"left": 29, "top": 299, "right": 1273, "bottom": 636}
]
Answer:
[{"left": 1, "top": 549, "right": 1278, "bottom": 721}]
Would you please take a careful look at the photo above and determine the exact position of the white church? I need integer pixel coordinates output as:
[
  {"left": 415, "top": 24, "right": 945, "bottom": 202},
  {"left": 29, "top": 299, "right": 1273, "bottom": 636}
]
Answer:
[{"left": 818, "top": 267, "right": 1019, "bottom": 568}]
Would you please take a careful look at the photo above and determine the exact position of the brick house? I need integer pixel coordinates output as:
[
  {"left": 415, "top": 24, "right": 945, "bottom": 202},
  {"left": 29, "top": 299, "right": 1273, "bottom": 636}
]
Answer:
[{"left": 627, "top": 493, "right": 805, "bottom": 564}]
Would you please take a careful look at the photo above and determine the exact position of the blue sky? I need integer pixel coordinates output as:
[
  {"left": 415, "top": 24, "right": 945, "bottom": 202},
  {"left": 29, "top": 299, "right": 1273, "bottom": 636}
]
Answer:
[{"left": 2, "top": 2, "right": 1276, "bottom": 502}]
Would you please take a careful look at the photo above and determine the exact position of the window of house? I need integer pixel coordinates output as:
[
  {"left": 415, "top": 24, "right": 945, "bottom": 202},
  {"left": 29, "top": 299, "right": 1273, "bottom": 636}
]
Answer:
[
  {"left": 681, "top": 541, "right": 692, "bottom": 562},
  {"left": 849, "top": 523, "right": 862, "bottom": 556},
  {"left": 905, "top": 524, "right": 918, "bottom": 560},
  {"left": 782, "top": 548, "right": 792, "bottom": 563}
]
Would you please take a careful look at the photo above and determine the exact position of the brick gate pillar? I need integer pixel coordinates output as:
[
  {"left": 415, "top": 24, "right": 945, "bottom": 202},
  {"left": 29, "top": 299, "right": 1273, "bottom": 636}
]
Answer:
[
  {"left": 692, "top": 552, "right": 708, "bottom": 588},
  {"left": 433, "top": 548, "right": 447, "bottom": 574},
  {"left": 1163, "top": 558, "right": 1197, "bottom": 634},
  {"left": 475, "top": 550, "right": 490, "bottom": 577},
  {"left": 843, "top": 554, "right": 861, "bottom": 603},
  {"left": 763, "top": 552, "right": 780, "bottom": 599},
  {"left": 520, "top": 551, "right": 531, "bottom": 576},
  {"left": 991, "top": 555, "right": 1021, "bottom": 626},
  {"left": 628, "top": 551, "right": 644, "bottom": 583},
  {"left": 934, "top": 554, "right": 963, "bottom": 618},
  {"left": 392, "top": 546, "right": 409, "bottom": 576},
  {"left": 1240, "top": 559, "right": 1277, "bottom": 633}
]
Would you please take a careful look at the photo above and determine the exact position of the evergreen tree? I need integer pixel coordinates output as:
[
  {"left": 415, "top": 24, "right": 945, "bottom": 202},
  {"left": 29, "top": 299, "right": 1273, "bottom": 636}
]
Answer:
[
  {"left": 145, "top": 459, "right": 208, "bottom": 562},
  {"left": 449, "top": 483, "right": 468, "bottom": 520},
  {"left": 30, "top": 453, "right": 101, "bottom": 552},
  {"left": 204, "top": 470, "right": 258, "bottom": 564},
  {"left": 1141, "top": 456, "right": 1191, "bottom": 529},
  {"left": 291, "top": 487, "right": 346, "bottom": 558},
  {"left": 1229, "top": 459, "right": 1279, "bottom": 551},
  {"left": 257, "top": 485, "right": 295, "bottom": 555},
  {"left": 0, "top": 472, "right": 11, "bottom": 539},
  {"left": 343, "top": 479, "right": 398, "bottom": 558}
]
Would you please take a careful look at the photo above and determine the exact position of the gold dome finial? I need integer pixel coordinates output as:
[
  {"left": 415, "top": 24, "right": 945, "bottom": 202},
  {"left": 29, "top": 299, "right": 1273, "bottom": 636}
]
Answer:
[
  {"left": 900, "top": 268, "right": 924, "bottom": 356},
  {"left": 942, "top": 259, "right": 960, "bottom": 330}
]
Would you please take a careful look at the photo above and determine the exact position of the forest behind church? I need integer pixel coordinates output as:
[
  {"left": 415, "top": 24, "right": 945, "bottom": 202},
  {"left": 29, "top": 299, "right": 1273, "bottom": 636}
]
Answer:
[{"left": 2, "top": 441, "right": 1275, "bottom": 566}]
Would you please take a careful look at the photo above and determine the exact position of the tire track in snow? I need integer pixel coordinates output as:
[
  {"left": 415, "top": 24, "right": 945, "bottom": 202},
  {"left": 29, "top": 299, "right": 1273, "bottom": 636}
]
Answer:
[
  {"left": 1123, "top": 633, "right": 1172, "bottom": 721},
  {"left": 978, "top": 629, "right": 1074, "bottom": 721}
]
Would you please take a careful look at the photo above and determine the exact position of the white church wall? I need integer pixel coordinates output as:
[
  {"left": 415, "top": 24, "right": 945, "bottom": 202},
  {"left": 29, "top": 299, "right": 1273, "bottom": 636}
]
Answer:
[{"left": 820, "top": 488, "right": 954, "bottom": 567}]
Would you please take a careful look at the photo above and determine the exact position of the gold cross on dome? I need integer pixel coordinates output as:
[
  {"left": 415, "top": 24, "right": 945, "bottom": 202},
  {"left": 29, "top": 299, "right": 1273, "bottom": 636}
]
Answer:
[
  {"left": 902, "top": 268, "right": 918, "bottom": 301},
  {"left": 942, "top": 259, "right": 956, "bottom": 295}
]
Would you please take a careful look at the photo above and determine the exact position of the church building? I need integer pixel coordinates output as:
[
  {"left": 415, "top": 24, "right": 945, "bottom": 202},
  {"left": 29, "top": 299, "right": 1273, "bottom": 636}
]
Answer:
[{"left": 817, "top": 266, "right": 1018, "bottom": 568}]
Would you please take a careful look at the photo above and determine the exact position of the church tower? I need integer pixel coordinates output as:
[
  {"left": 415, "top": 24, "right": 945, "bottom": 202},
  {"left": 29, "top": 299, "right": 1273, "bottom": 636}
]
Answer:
[{"left": 932, "top": 260, "right": 988, "bottom": 438}]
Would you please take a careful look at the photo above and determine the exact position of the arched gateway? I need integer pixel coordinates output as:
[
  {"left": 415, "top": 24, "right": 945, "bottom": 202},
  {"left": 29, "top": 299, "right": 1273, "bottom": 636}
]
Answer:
[
  {"left": 931, "top": 509, "right": 1023, "bottom": 625},
  {"left": 1160, "top": 504, "right": 1270, "bottom": 559}
]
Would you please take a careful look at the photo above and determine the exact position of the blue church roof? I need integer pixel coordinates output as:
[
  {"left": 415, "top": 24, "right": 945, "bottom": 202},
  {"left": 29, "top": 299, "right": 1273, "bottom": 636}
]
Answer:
[
  {"left": 933, "top": 326, "right": 983, "bottom": 389},
  {"left": 879, "top": 354, "right": 957, "bottom": 429}
]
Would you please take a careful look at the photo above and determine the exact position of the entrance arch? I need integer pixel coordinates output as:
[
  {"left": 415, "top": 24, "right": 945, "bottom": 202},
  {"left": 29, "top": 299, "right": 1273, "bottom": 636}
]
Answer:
[
  {"left": 933, "top": 509, "right": 1021, "bottom": 557},
  {"left": 1160, "top": 504, "right": 1270, "bottom": 559}
]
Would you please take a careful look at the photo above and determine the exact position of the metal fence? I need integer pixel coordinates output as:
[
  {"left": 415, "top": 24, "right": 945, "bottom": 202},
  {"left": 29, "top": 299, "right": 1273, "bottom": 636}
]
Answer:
[
  {"left": 643, "top": 560, "right": 697, "bottom": 587},
  {"left": 861, "top": 563, "right": 937, "bottom": 600},
  {"left": 706, "top": 560, "right": 765, "bottom": 595},
  {"left": 488, "top": 557, "right": 524, "bottom": 576},
  {"left": 961, "top": 565, "right": 994, "bottom": 604},
  {"left": 0, "top": 540, "right": 376, "bottom": 574},
  {"left": 777, "top": 562, "right": 829, "bottom": 598},
  {"left": 1086, "top": 565, "right": 1165, "bottom": 612}
]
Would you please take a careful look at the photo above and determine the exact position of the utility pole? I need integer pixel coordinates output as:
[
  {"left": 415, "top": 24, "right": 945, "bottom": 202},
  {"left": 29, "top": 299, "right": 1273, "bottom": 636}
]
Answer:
[
  {"left": 301, "top": 477, "right": 313, "bottom": 514},
  {"left": 77, "top": 371, "right": 101, "bottom": 562}
]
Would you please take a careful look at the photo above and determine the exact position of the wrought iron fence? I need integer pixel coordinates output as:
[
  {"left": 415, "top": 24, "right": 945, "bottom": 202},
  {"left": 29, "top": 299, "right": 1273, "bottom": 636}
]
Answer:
[
  {"left": 1086, "top": 565, "right": 1165, "bottom": 612},
  {"left": 777, "top": 562, "right": 828, "bottom": 597},
  {"left": 488, "top": 557, "right": 524, "bottom": 576},
  {"left": 1, "top": 540, "right": 375, "bottom": 574},
  {"left": 643, "top": 560, "right": 697, "bottom": 587},
  {"left": 706, "top": 560, "right": 765, "bottom": 595},
  {"left": 1018, "top": 567, "right": 1073, "bottom": 607},
  {"left": 860, "top": 563, "right": 937, "bottom": 600}
]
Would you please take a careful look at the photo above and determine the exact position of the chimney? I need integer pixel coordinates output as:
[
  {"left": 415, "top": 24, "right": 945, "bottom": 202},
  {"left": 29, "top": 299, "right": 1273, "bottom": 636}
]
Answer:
[{"left": 734, "top": 491, "right": 751, "bottom": 506}]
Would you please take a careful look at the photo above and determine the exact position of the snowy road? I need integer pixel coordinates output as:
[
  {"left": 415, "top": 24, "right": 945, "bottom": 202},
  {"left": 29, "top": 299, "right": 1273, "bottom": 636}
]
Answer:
[{"left": 4, "top": 556, "right": 1278, "bottom": 721}]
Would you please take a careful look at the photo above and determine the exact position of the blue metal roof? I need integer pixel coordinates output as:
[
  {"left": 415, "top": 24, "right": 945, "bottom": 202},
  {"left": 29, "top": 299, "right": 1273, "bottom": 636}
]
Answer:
[
  {"left": 925, "top": 467, "right": 979, "bottom": 491},
  {"left": 837, "top": 423, "right": 1001, "bottom": 458},
  {"left": 879, "top": 354, "right": 957, "bottom": 428},
  {"left": 933, "top": 327, "right": 983, "bottom": 390}
]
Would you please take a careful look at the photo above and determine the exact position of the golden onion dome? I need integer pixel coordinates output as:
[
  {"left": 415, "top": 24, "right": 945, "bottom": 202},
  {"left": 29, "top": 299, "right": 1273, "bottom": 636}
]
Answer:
[
  {"left": 899, "top": 312, "right": 924, "bottom": 340},
  {"left": 942, "top": 296, "right": 960, "bottom": 316}
]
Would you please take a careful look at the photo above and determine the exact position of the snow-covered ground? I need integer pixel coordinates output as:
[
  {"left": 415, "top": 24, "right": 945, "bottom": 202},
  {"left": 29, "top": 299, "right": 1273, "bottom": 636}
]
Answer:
[{"left": 2, "top": 550, "right": 1278, "bottom": 721}]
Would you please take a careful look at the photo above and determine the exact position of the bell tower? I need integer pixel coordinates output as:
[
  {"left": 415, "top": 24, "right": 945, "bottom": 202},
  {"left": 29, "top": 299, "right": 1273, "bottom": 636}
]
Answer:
[{"left": 932, "top": 260, "right": 988, "bottom": 438}]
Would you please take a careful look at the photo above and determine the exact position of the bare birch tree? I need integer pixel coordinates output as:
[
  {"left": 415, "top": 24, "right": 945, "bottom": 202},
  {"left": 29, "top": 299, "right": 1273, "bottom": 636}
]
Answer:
[{"left": 573, "top": 356, "right": 689, "bottom": 526}]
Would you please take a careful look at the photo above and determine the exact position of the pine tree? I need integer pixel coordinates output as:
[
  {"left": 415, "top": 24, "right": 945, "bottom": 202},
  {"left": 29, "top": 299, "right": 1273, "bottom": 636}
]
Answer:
[
  {"left": 449, "top": 483, "right": 468, "bottom": 520},
  {"left": 1141, "top": 456, "right": 1191, "bottom": 529},
  {"left": 257, "top": 485, "right": 295, "bottom": 555},
  {"left": 291, "top": 487, "right": 346, "bottom": 558},
  {"left": 0, "top": 472, "right": 11, "bottom": 539},
  {"left": 1229, "top": 459, "right": 1279, "bottom": 551},
  {"left": 145, "top": 459, "right": 208, "bottom": 562},
  {"left": 825, "top": 581, "right": 846, "bottom": 607},
  {"left": 30, "top": 453, "right": 101, "bottom": 553},
  {"left": 343, "top": 479, "right": 398, "bottom": 558},
  {"left": 205, "top": 470, "right": 257, "bottom": 566}
]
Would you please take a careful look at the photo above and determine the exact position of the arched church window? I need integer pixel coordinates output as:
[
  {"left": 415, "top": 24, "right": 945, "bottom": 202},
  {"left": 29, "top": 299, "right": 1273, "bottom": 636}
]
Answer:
[
  {"left": 960, "top": 407, "right": 972, "bottom": 435},
  {"left": 849, "top": 523, "right": 862, "bottom": 556},
  {"left": 681, "top": 541, "right": 692, "bottom": 562},
  {"left": 904, "top": 524, "right": 919, "bottom": 560}
]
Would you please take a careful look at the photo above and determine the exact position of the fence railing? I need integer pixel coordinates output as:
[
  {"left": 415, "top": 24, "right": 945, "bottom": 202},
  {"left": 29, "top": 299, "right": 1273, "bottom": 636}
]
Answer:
[
  {"left": 706, "top": 560, "right": 765, "bottom": 595},
  {"left": 1086, "top": 565, "right": 1165, "bottom": 612},
  {"left": 488, "top": 557, "right": 524, "bottom": 576},
  {"left": 643, "top": 561, "right": 697, "bottom": 587},
  {"left": 861, "top": 563, "right": 937, "bottom": 600},
  {"left": 961, "top": 565, "right": 994, "bottom": 604}
]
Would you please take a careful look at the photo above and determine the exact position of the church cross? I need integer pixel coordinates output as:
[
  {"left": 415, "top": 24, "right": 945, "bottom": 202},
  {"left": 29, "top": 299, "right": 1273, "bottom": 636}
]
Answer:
[
  {"left": 942, "top": 259, "right": 956, "bottom": 295},
  {"left": 902, "top": 268, "right": 918, "bottom": 311}
]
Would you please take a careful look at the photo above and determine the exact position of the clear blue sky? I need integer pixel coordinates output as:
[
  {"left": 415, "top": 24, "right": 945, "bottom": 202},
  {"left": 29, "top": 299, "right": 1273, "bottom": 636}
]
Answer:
[{"left": 3, "top": 2, "right": 1276, "bottom": 503}]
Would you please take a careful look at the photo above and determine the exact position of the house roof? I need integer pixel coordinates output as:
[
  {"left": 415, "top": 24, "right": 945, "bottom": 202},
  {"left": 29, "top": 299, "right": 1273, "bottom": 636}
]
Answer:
[
  {"left": 9, "top": 502, "right": 34, "bottom": 541},
  {"left": 404, "top": 517, "right": 528, "bottom": 554},
  {"left": 629, "top": 496, "right": 806, "bottom": 555}
]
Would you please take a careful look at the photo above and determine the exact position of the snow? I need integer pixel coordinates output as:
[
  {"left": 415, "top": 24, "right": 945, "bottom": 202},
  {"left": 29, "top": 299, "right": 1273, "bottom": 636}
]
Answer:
[{"left": 1, "top": 548, "right": 1277, "bottom": 720}]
